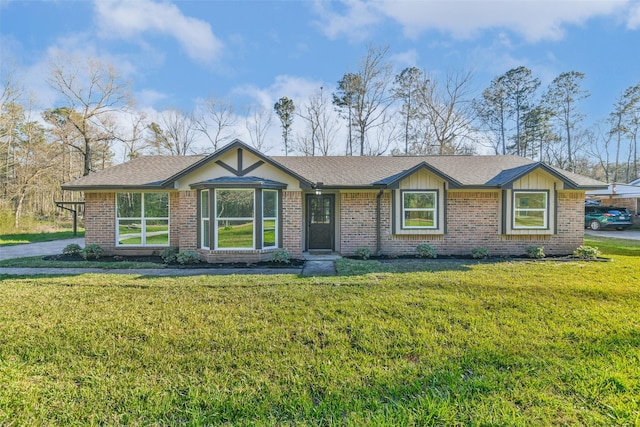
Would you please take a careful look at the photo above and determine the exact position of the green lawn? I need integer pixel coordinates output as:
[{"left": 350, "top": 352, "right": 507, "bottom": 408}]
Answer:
[{"left": 0, "top": 240, "right": 638, "bottom": 425}]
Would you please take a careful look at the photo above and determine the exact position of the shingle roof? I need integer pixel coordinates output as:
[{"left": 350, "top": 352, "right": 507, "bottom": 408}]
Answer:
[
  {"left": 62, "top": 155, "right": 204, "bottom": 190},
  {"left": 62, "top": 142, "right": 606, "bottom": 191},
  {"left": 272, "top": 155, "right": 605, "bottom": 188}
]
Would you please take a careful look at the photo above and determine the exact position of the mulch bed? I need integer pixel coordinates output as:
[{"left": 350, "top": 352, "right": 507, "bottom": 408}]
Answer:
[{"left": 42, "top": 254, "right": 305, "bottom": 269}]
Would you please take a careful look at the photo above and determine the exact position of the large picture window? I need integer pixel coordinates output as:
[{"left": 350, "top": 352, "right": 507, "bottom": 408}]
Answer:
[
  {"left": 116, "top": 192, "right": 169, "bottom": 246},
  {"left": 215, "top": 189, "right": 254, "bottom": 249},
  {"left": 513, "top": 191, "right": 548, "bottom": 229},
  {"left": 402, "top": 191, "right": 437, "bottom": 229}
]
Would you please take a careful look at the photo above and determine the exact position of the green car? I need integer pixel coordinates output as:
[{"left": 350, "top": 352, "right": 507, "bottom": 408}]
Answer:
[{"left": 584, "top": 205, "right": 633, "bottom": 230}]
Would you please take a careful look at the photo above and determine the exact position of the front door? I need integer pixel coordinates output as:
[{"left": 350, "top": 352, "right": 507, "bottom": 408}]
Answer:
[{"left": 307, "top": 194, "right": 335, "bottom": 250}]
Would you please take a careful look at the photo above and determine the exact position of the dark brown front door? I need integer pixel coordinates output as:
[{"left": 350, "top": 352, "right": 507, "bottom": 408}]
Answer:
[{"left": 307, "top": 194, "right": 335, "bottom": 250}]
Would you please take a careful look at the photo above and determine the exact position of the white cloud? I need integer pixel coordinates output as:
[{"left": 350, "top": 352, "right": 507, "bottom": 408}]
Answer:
[
  {"left": 315, "top": 0, "right": 629, "bottom": 42},
  {"left": 94, "top": 0, "right": 223, "bottom": 64},
  {"left": 134, "top": 89, "right": 168, "bottom": 109},
  {"left": 234, "top": 75, "right": 328, "bottom": 112},
  {"left": 311, "top": 0, "right": 382, "bottom": 42},
  {"left": 389, "top": 49, "right": 419, "bottom": 70},
  {"left": 628, "top": 1, "right": 640, "bottom": 29}
]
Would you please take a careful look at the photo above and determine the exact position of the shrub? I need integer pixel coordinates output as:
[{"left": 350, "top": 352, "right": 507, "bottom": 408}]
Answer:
[
  {"left": 271, "top": 249, "right": 291, "bottom": 264},
  {"left": 416, "top": 244, "right": 437, "bottom": 259},
  {"left": 160, "top": 246, "right": 179, "bottom": 264},
  {"left": 81, "top": 243, "right": 103, "bottom": 260},
  {"left": 176, "top": 251, "right": 200, "bottom": 265},
  {"left": 62, "top": 243, "right": 82, "bottom": 255},
  {"left": 525, "top": 245, "right": 545, "bottom": 259},
  {"left": 471, "top": 246, "right": 489, "bottom": 259},
  {"left": 355, "top": 248, "right": 372, "bottom": 260},
  {"left": 573, "top": 245, "right": 601, "bottom": 259}
]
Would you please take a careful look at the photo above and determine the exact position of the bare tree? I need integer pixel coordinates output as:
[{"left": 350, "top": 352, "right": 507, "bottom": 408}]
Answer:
[
  {"left": 194, "top": 96, "right": 238, "bottom": 152},
  {"left": 245, "top": 105, "right": 273, "bottom": 153},
  {"left": 1, "top": 66, "right": 24, "bottom": 199},
  {"left": 113, "top": 109, "right": 149, "bottom": 161},
  {"left": 418, "top": 70, "right": 477, "bottom": 155},
  {"left": 334, "top": 45, "right": 394, "bottom": 156},
  {"left": 296, "top": 87, "right": 340, "bottom": 156},
  {"left": 587, "top": 122, "right": 614, "bottom": 182},
  {"left": 367, "top": 112, "right": 401, "bottom": 155},
  {"left": 8, "top": 100, "right": 61, "bottom": 226},
  {"left": 147, "top": 109, "right": 197, "bottom": 156},
  {"left": 47, "top": 55, "right": 130, "bottom": 175},
  {"left": 608, "top": 83, "right": 640, "bottom": 182}
]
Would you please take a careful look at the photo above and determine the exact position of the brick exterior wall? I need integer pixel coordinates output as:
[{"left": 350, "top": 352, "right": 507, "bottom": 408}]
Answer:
[
  {"left": 176, "top": 190, "right": 197, "bottom": 251},
  {"left": 84, "top": 192, "right": 116, "bottom": 253},
  {"left": 340, "top": 192, "right": 378, "bottom": 255},
  {"left": 338, "top": 190, "right": 586, "bottom": 257},
  {"left": 84, "top": 188, "right": 586, "bottom": 261},
  {"left": 282, "top": 190, "right": 303, "bottom": 259}
]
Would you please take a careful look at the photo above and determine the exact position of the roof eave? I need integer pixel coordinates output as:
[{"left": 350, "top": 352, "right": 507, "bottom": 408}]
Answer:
[{"left": 61, "top": 184, "right": 166, "bottom": 192}]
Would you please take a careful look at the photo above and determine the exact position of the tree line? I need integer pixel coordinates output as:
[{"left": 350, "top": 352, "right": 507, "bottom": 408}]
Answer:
[{"left": 1, "top": 47, "right": 639, "bottom": 226}]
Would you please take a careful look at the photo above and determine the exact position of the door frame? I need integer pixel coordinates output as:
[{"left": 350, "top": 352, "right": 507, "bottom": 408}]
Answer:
[{"left": 305, "top": 193, "right": 336, "bottom": 251}]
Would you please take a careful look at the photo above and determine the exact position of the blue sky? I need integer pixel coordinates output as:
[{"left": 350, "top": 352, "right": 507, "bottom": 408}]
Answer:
[{"left": 2, "top": 0, "right": 640, "bottom": 155}]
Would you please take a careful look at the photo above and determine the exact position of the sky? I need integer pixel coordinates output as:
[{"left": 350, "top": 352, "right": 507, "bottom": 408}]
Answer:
[{"left": 1, "top": 0, "right": 640, "bottom": 156}]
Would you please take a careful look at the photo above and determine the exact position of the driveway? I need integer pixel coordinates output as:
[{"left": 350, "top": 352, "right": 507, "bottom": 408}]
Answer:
[
  {"left": 0, "top": 237, "right": 85, "bottom": 261},
  {"left": 585, "top": 229, "right": 640, "bottom": 240}
]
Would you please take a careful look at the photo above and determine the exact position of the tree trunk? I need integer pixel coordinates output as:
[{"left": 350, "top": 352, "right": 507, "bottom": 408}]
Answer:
[{"left": 13, "top": 191, "right": 27, "bottom": 228}]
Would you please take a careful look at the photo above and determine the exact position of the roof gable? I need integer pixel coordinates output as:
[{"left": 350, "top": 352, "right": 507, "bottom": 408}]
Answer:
[
  {"left": 163, "top": 139, "right": 314, "bottom": 189},
  {"left": 373, "top": 161, "right": 463, "bottom": 189}
]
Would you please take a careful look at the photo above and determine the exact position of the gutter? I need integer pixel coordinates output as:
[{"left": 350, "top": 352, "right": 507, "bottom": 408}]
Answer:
[{"left": 376, "top": 186, "right": 385, "bottom": 256}]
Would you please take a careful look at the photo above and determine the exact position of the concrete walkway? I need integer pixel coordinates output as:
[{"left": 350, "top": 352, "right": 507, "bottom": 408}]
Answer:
[
  {"left": 0, "top": 237, "right": 85, "bottom": 261},
  {"left": 585, "top": 229, "right": 640, "bottom": 240},
  {"left": 0, "top": 238, "right": 338, "bottom": 276}
]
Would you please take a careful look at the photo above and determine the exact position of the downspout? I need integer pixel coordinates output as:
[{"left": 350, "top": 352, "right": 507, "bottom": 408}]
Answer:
[{"left": 376, "top": 187, "right": 384, "bottom": 256}]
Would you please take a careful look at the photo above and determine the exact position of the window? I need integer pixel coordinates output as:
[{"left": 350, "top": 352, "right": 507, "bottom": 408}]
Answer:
[
  {"left": 201, "top": 190, "right": 210, "bottom": 249},
  {"left": 215, "top": 189, "right": 254, "bottom": 249},
  {"left": 116, "top": 192, "right": 169, "bottom": 246},
  {"left": 513, "top": 191, "right": 548, "bottom": 229},
  {"left": 402, "top": 191, "right": 437, "bottom": 229},
  {"left": 263, "top": 190, "right": 278, "bottom": 248}
]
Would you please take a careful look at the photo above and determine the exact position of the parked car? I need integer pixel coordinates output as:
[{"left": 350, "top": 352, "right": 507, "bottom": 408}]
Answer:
[{"left": 584, "top": 205, "right": 634, "bottom": 230}]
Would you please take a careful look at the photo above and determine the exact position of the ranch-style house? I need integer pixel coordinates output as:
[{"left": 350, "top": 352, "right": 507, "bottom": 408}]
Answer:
[{"left": 62, "top": 139, "right": 607, "bottom": 262}]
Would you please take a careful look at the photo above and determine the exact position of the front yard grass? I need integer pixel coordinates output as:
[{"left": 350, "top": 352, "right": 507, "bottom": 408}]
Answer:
[
  {"left": 0, "top": 240, "right": 638, "bottom": 425},
  {"left": 0, "top": 230, "right": 84, "bottom": 246},
  {"left": 0, "top": 255, "right": 165, "bottom": 269}
]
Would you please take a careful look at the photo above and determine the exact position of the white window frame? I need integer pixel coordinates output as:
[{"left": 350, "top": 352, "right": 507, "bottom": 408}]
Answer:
[
  {"left": 513, "top": 191, "right": 548, "bottom": 229},
  {"left": 262, "top": 190, "right": 278, "bottom": 249},
  {"left": 402, "top": 190, "right": 438, "bottom": 229},
  {"left": 200, "top": 190, "right": 210, "bottom": 249},
  {"left": 116, "top": 192, "right": 170, "bottom": 246}
]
